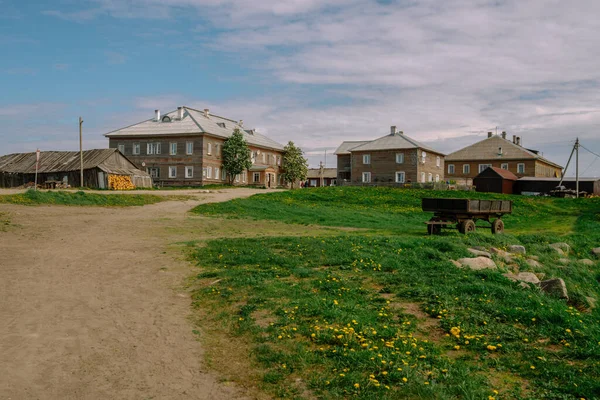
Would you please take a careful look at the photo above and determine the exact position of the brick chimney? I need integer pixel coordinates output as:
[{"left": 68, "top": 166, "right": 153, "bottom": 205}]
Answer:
[
  {"left": 204, "top": 108, "right": 210, "bottom": 117},
  {"left": 155, "top": 109, "right": 160, "bottom": 122},
  {"left": 512, "top": 135, "right": 516, "bottom": 144},
  {"left": 501, "top": 131, "right": 506, "bottom": 139},
  {"left": 516, "top": 137, "right": 521, "bottom": 146},
  {"left": 390, "top": 125, "right": 397, "bottom": 135},
  {"left": 488, "top": 132, "right": 493, "bottom": 138}
]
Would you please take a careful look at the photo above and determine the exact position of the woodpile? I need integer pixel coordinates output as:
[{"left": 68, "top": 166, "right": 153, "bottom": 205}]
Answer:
[{"left": 108, "top": 174, "right": 135, "bottom": 190}]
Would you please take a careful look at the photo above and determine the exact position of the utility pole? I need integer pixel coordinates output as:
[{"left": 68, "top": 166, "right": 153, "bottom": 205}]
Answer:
[
  {"left": 575, "top": 138, "right": 579, "bottom": 198},
  {"left": 319, "top": 161, "right": 324, "bottom": 187},
  {"left": 79, "top": 117, "right": 84, "bottom": 188}
]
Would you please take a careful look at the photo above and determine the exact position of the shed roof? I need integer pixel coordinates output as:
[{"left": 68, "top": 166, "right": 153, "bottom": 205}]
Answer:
[
  {"left": 0, "top": 149, "right": 143, "bottom": 175},
  {"left": 105, "top": 106, "right": 285, "bottom": 151},
  {"left": 307, "top": 168, "right": 337, "bottom": 179},
  {"left": 340, "top": 132, "right": 444, "bottom": 155},
  {"left": 446, "top": 135, "right": 563, "bottom": 168},
  {"left": 477, "top": 166, "right": 518, "bottom": 181}
]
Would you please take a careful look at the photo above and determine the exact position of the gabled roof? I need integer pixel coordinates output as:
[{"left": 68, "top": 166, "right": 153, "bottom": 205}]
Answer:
[
  {"left": 105, "top": 106, "right": 284, "bottom": 151},
  {"left": 478, "top": 166, "right": 518, "bottom": 181},
  {"left": 0, "top": 149, "right": 142, "bottom": 174},
  {"left": 307, "top": 168, "right": 337, "bottom": 179},
  {"left": 446, "top": 135, "right": 563, "bottom": 168},
  {"left": 342, "top": 132, "right": 444, "bottom": 155},
  {"left": 334, "top": 141, "right": 370, "bottom": 155}
]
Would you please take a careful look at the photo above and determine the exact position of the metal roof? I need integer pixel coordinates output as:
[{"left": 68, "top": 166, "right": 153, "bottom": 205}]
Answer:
[
  {"left": 334, "top": 141, "right": 370, "bottom": 155},
  {"left": 307, "top": 168, "right": 337, "bottom": 178},
  {"left": 446, "top": 135, "right": 563, "bottom": 169},
  {"left": 105, "top": 106, "right": 285, "bottom": 151},
  {"left": 0, "top": 149, "right": 143, "bottom": 174},
  {"left": 518, "top": 176, "right": 599, "bottom": 182},
  {"left": 344, "top": 132, "right": 444, "bottom": 155},
  {"left": 478, "top": 166, "right": 518, "bottom": 181}
]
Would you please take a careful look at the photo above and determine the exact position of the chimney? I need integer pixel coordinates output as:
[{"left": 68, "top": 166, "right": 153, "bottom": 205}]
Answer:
[
  {"left": 501, "top": 131, "right": 506, "bottom": 139},
  {"left": 512, "top": 135, "right": 516, "bottom": 144},
  {"left": 204, "top": 108, "right": 210, "bottom": 118},
  {"left": 177, "top": 107, "right": 184, "bottom": 120},
  {"left": 516, "top": 137, "right": 521, "bottom": 146},
  {"left": 399, "top": 130, "right": 404, "bottom": 135},
  {"left": 390, "top": 125, "right": 397, "bottom": 135},
  {"left": 155, "top": 109, "right": 160, "bottom": 122},
  {"left": 239, "top": 119, "right": 244, "bottom": 127},
  {"left": 488, "top": 131, "right": 493, "bottom": 138}
]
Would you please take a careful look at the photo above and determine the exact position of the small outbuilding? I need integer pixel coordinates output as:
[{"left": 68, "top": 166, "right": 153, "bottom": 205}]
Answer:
[
  {"left": 0, "top": 149, "right": 152, "bottom": 189},
  {"left": 473, "top": 166, "right": 518, "bottom": 194},
  {"left": 514, "top": 177, "right": 600, "bottom": 196},
  {"left": 306, "top": 168, "right": 337, "bottom": 187}
]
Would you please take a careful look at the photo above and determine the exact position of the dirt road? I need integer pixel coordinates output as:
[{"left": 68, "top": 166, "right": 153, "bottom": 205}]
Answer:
[{"left": 0, "top": 189, "right": 269, "bottom": 400}]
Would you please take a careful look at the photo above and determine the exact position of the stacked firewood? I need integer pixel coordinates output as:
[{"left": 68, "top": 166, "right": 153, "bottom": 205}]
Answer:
[{"left": 108, "top": 175, "right": 135, "bottom": 190}]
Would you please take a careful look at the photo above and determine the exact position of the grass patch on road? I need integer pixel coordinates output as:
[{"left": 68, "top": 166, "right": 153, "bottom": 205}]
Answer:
[
  {"left": 0, "top": 212, "right": 10, "bottom": 231},
  {"left": 0, "top": 189, "right": 167, "bottom": 206},
  {"left": 191, "top": 235, "right": 600, "bottom": 399}
]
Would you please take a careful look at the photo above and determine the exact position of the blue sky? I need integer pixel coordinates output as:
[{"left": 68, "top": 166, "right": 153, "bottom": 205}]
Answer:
[{"left": 1, "top": 0, "right": 600, "bottom": 175}]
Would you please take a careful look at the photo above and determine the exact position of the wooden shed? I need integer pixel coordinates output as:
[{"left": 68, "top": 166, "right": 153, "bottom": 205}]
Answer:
[
  {"left": 473, "top": 166, "right": 518, "bottom": 194},
  {"left": 514, "top": 177, "right": 600, "bottom": 196},
  {"left": 0, "top": 149, "right": 152, "bottom": 189}
]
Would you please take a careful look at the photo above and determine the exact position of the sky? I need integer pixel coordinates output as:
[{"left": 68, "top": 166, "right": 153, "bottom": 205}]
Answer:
[{"left": 1, "top": 0, "right": 600, "bottom": 176}]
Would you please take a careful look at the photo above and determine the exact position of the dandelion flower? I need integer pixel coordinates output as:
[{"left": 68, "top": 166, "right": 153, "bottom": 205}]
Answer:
[{"left": 354, "top": 383, "right": 360, "bottom": 389}]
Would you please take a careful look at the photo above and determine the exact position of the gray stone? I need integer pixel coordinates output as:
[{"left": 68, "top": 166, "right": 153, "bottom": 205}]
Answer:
[
  {"left": 457, "top": 257, "right": 497, "bottom": 271},
  {"left": 450, "top": 260, "right": 463, "bottom": 268},
  {"left": 508, "top": 245, "right": 526, "bottom": 255},
  {"left": 468, "top": 248, "right": 492, "bottom": 258},
  {"left": 557, "top": 258, "right": 570, "bottom": 265},
  {"left": 592, "top": 247, "right": 600, "bottom": 258},
  {"left": 526, "top": 259, "right": 542, "bottom": 268},
  {"left": 539, "top": 278, "right": 568, "bottom": 300},
  {"left": 578, "top": 259, "right": 595, "bottom": 266},
  {"left": 503, "top": 272, "right": 540, "bottom": 285},
  {"left": 549, "top": 242, "right": 570, "bottom": 255},
  {"left": 490, "top": 247, "right": 514, "bottom": 263}
]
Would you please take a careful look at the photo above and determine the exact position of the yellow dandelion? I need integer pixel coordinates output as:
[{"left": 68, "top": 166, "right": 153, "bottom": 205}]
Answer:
[{"left": 354, "top": 383, "right": 360, "bottom": 389}]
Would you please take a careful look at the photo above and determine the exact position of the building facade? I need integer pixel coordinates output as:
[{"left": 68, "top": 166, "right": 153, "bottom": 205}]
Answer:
[
  {"left": 445, "top": 132, "right": 563, "bottom": 185},
  {"left": 306, "top": 167, "right": 337, "bottom": 187},
  {"left": 105, "top": 107, "right": 285, "bottom": 187},
  {"left": 335, "top": 126, "right": 445, "bottom": 185}
]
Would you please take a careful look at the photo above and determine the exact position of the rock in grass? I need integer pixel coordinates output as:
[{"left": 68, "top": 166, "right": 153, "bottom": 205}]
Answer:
[
  {"left": 503, "top": 272, "right": 540, "bottom": 285},
  {"left": 468, "top": 248, "right": 492, "bottom": 258},
  {"left": 557, "top": 258, "right": 570, "bottom": 265},
  {"left": 539, "top": 278, "right": 568, "bottom": 300},
  {"left": 578, "top": 259, "right": 595, "bottom": 266},
  {"left": 549, "top": 242, "right": 570, "bottom": 255},
  {"left": 457, "top": 257, "right": 497, "bottom": 271},
  {"left": 591, "top": 248, "right": 600, "bottom": 258},
  {"left": 450, "top": 260, "right": 463, "bottom": 268},
  {"left": 526, "top": 259, "right": 543, "bottom": 268},
  {"left": 508, "top": 245, "right": 526, "bottom": 255},
  {"left": 490, "top": 248, "right": 514, "bottom": 263}
]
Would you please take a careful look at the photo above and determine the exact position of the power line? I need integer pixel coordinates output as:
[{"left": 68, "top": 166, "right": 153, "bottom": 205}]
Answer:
[{"left": 580, "top": 144, "right": 600, "bottom": 159}]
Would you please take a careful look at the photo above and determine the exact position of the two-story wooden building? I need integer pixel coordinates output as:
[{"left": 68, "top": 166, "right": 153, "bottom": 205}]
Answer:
[
  {"left": 335, "top": 126, "right": 446, "bottom": 185},
  {"left": 105, "top": 106, "right": 285, "bottom": 187},
  {"left": 445, "top": 132, "right": 563, "bottom": 185}
]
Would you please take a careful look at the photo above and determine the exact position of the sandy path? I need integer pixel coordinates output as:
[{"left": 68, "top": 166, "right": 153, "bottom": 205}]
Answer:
[{"left": 0, "top": 189, "right": 269, "bottom": 400}]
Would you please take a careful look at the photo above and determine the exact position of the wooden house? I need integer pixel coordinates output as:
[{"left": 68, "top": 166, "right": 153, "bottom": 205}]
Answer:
[{"left": 473, "top": 166, "right": 518, "bottom": 194}]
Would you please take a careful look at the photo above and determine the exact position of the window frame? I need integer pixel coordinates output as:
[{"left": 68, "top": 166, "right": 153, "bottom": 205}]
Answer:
[
  {"left": 421, "top": 172, "right": 426, "bottom": 183},
  {"left": 479, "top": 164, "right": 492, "bottom": 173},
  {"left": 207, "top": 143, "right": 212, "bottom": 156},
  {"left": 253, "top": 172, "right": 260, "bottom": 183},
  {"left": 185, "top": 166, "right": 193, "bottom": 179},
  {"left": 448, "top": 164, "right": 455, "bottom": 174},
  {"left": 214, "top": 167, "right": 220, "bottom": 180},
  {"left": 361, "top": 171, "right": 371, "bottom": 183},
  {"left": 435, "top": 174, "right": 440, "bottom": 182},
  {"left": 186, "top": 141, "right": 193, "bottom": 155},
  {"left": 436, "top": 156, "right": 440, "bottom": 167},
  {"left": 517, "top": 163, "right": 525, "bottom": 174},
  {"left": 132, "top": 143, "right": 140, "bottom": 155},
  {"left": 168, "top": 166, "right": 177, "bottom": 178},
  {"left": 118, "top": 144, "right": 125, "bottom": 154},
  {"left": 395, "top": 171, "right": 405, "bottom": 183},
  {"left": 501, "top": 163, "right": 508, "bottom": 170},
  {"left": 396, "top": 153, "right": 404, "bottom": 164},
  {"left": 170, "top": 142, "right": 177, "bottom": 156},
  {"left": 463, "top": 164, "right": 470, "bottom": 174},
  {"left": 363, "top": 154, "right": 371, "bottom": 165},
  {"left": 428, "top": 173, "right": 433, "bottom": 182},
  {"left": 207, "top": 166, "right": 212, "bottom": 179}
]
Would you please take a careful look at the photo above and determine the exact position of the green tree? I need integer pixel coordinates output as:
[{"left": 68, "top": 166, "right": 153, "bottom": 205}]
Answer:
[
  {"left": 281, "top": 141, "right": 308, "bottom": 188},
  {"left": 222, "top": 128, "right": 252, "bottom": 184}
]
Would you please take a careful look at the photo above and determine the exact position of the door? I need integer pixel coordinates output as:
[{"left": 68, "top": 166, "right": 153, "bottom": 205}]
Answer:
[{"left": 98, "top": 172, "right": 105, "bottom": 189}]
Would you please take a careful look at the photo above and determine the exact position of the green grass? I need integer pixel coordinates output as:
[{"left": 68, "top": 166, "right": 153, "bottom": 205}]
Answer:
[
  {"left": 0, "top": 211, "right": 10, "bottom": 231},
  {"left": 0, "top": 189, "right": 166, "bottom": 206},
  {"left": 189, "top": 187, "right": 600, "bottom": 399}
]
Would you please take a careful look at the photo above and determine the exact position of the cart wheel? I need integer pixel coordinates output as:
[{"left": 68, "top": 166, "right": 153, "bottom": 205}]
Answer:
[
  {"left": 491, "top": 219, "right": 504, "bottom": 234},
  {"left": 427, "top": 223, "right": 441, "bottom": 235},
  {"left": 460, "top": 219, "right": 476, "bottom": 234}
]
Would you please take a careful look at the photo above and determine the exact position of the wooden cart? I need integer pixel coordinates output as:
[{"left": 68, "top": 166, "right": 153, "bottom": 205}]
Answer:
[{"left": 422, "top": 198, "right": 513, "bottom": 235}]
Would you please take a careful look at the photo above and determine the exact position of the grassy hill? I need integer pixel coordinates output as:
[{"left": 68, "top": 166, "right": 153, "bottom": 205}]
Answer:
[{"left": 190, "top": 187, "right": 600, "bottom": 399}]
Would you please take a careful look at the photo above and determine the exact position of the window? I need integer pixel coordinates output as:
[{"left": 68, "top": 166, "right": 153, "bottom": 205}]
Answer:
[
  {"left": 207, "top": 166, "right": 212, "bottom": 178},
  {"left": 118, "top": 144, "right": 125, "bottom": 154},
  {"left": 421, "top": 172, "right": 426, "bottom": 183},
  {"left": 501, "top": 163, "right": 508, "bottom": 170},
  {"left": 517, "top": 163, "right": 525, "bottom": 174},
  {"left": 253, "top": 172, "right": 260, "bottom": 183},
  {"left": 436, "top": 156, "right": 441, "bottom": 167},
  {"left": 235, "top": 174, "right": 240, "bottom": 183},
  {"left": 435, "top": 174, "right": 440, "bottom": 182},
  {"left": 363, "top": 154, "right": 371, "bottom": 164},
  {"left": 214, "top": 167, "right": 220, "bottom": 180},
  {"left": 185, "top": 166, "right": 193, "bottom": 178},
  {"left": 395, "top": 171, "right": 405, "bottom": 183},
  {"left": 168, "top": 166, "right": 177, "bottom": 178},
  {"left": 362, "top": 172, "right": 371, "bottom": 183},
  {"left": 217, "top": 122, "right": 226, "bottom": 128},
  {"left": 186, "top": 142, "right": 193, "bottom": 155},
  {"left": 202, "top": 167, "right": 207, "bottom": 178},
  {"left": 147, "top": 142, "right": 161, "bottom": 155},
  {"left": 277, "top": 156, "right": 281, "bottom": 166},
  {"left": 396, "top": 153, "right": 404, "bottom": 164},
  {"left": 207, "top": 143, "right": 212, "bottom": 155},
  {"left": 147, "top": 167, "right": 159, "bottom": 178},
  {"left": 251, "top": 151, "right": 257, "bottom": 164},
  {"left": 242, "top": 172, "right": 247, "bottom": 182},
  {"left": 215, "top": 144, "right": 220, "bottom": 156},
  {"left": 463, "top": 164, "right": 470, "bottom": 174},
  {"left": 262, "top": 153, "right": 266, "bottom": 163},
  {"left": 221, "top": 168, "right": 226, "bottom": 181},
  {"left": 133, "top": 143, "right": 140, "bottom": 155},
  {"left": 448, "top": 164, "right": 455, "bottom": 174},
  {"left": 170, "top": 142, "right": 177, "bottom": 155},
  {"left": 421, "top": 151, "right": 427, "bottom": 163},
  {"left": 428, "top": 173, "right": 433, "bottom": 182},
  {"left": 479, "top": 164, "right": 492, "bottom": 173}
]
